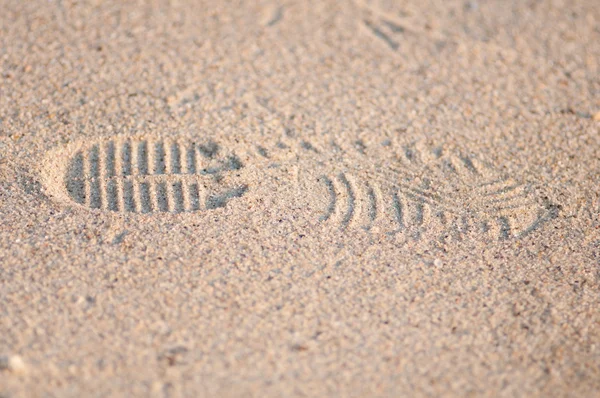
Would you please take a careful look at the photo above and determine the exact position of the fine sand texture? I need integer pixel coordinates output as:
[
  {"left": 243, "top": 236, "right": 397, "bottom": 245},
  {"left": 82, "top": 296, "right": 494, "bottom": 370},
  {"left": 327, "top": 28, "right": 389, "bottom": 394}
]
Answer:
[{"left": 1, "top": 0, "right": 600, "bottom": 396}]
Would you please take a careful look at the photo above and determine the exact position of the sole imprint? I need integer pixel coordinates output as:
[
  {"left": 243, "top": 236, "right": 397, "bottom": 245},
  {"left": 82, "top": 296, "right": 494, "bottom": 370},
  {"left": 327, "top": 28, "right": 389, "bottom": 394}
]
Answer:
[
  {"left": 299, "top": 139, "right": 559, "bottom": 241},
  {"left": 40, "top": 133, "right": 558, "bottom": 241},
  {"left": 42, "top": 136, "right": 248, "bottom": 214}
]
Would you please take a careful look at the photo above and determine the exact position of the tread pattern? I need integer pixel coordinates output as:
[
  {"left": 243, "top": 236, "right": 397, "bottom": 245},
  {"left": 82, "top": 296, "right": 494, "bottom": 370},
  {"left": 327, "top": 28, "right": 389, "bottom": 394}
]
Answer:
[
  {"left": 302, "top": 139, "right": 558, "bottom": 240},
  {"left": 64, "top": 138, "right": 246, "bottom": 213},
  {"left": 45, "top": 131, "right": 558, "bottom": 241}
]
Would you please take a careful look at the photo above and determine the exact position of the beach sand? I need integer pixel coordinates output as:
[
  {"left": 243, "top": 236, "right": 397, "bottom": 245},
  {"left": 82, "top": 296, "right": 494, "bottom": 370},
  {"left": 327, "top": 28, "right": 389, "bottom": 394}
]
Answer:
[{"left": 1, "top": 0, "right": 599, "bottom": 396}]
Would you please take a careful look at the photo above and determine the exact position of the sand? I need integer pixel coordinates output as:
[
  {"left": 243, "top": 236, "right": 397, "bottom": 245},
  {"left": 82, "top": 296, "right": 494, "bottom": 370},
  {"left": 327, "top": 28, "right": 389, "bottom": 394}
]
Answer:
[{"left": 1, "top": 0, "right": 599, "bottom": 396}]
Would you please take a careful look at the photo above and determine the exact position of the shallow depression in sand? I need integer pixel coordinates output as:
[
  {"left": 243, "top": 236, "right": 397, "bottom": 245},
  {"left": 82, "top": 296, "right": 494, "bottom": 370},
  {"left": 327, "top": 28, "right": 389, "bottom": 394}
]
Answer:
[
  {"left": 40, "top": 133, "right": 559, "bottom": 242},
  {"left": 42, "top": 136, "right": 249, "bottom": 214}
]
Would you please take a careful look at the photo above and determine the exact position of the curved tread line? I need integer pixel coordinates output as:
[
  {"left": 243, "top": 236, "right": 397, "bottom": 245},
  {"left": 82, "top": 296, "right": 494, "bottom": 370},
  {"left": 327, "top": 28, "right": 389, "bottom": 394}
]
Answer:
[
  {"left": 319, "top": 176, "right": 337, "bottom": 222},
  {"left": 459, "top": 155, "right": 479, "bottom": 174},
  {"left": 474, "top": 178, "right": 511, "bottom": 188},
  {"left": 363, "top": 19, "right": 399, "bottom": 51},
  {"left": 338, "top": 173, "right": 356, "bottom": 228},
  {"left": 489, "top": 201, "right": 538, "bottom": 212},
  {"left": 170, "top": 142, "right": 182, "bottom": 174},
  {"left": 392, "top": 190, "right": 405, "bottom": 231},
  {"left": 515, "top": 207, "right": 559, "bottom": 239},
  {"left": 366, "top": 183, "right": 377, "bottom": 223},
  {"left": 105, "top": 141, "right": 116, "bottom": 178},
  {"left": 414, "top": 201, "right": 425, "bottom": 226},
  {"left": 484, "top": 191, "right": 530, "bottom": 205},
  {"left": 88, "top": 145, "right": 102, "bottom": 209},
  {"left": 66, "top": 151, "right": 85, "bottom": 204},
  {"left": 483, "top": 183, "right": 523, "bottom": 196}
]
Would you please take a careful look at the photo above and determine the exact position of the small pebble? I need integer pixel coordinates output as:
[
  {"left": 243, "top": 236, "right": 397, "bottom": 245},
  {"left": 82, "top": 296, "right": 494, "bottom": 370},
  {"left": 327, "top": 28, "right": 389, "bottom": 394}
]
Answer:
[
  {"left": 434, "top": 259, "right": 443, "bottom": 267},
  {"left": 0, "top": 355, "right": 27, "bottom": 374},
  {"left": 593, "top": 111, "right": 600, "bottom": 121}
]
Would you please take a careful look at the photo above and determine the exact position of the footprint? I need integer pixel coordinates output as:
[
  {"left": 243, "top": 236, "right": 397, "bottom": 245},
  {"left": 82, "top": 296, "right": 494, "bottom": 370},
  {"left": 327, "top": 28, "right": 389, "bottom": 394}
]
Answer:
[
  {"left": 40, "top": 132, "right": 558, "bottom": 241},
  {"left": 293, "top": 138, "right": 559, "bottom": 241},
  {"left": 41, "top": 136, "right": 249, "bottom": 214}
]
